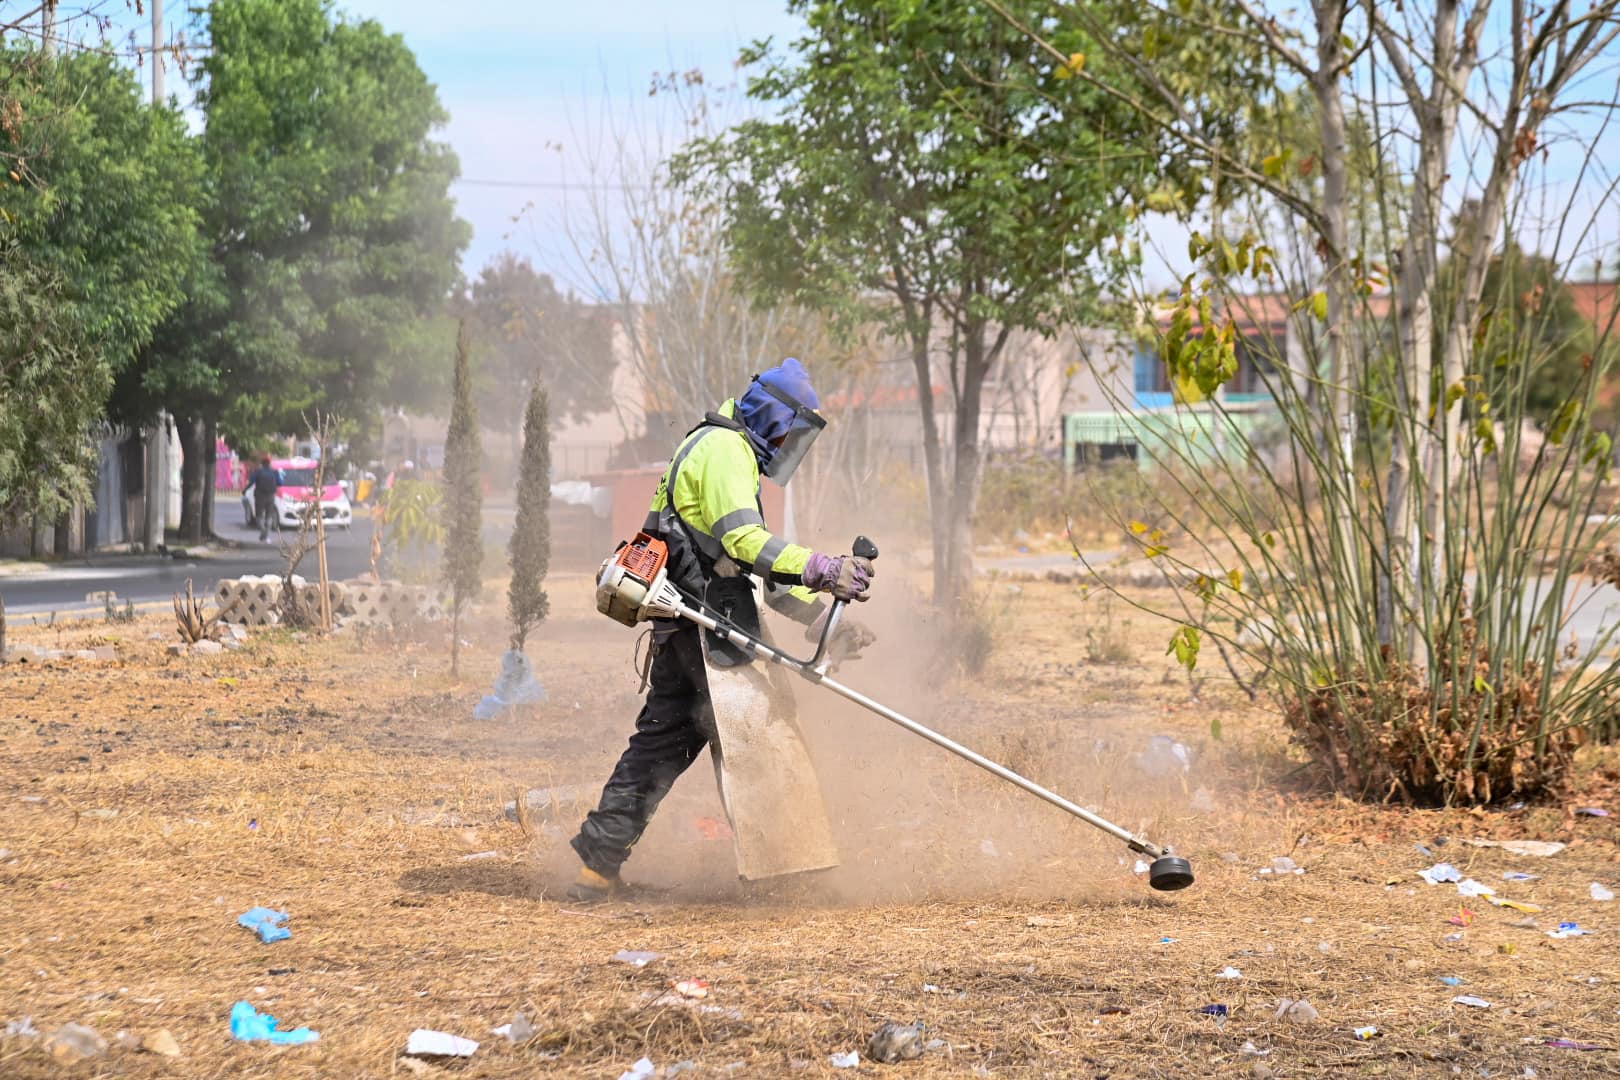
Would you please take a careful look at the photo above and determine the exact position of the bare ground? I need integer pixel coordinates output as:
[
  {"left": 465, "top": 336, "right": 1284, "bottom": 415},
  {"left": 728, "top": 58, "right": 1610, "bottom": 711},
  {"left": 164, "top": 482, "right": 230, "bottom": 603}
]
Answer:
[{"left": 2, "top": 571, "right": 1618, "bottom": 1078}]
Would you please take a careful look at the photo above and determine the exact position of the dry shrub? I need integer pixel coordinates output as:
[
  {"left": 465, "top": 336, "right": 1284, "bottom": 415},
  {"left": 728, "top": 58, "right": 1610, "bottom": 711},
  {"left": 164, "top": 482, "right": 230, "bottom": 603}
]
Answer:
[{"left": 1283, "top": 652, "right": 1579, "bottom": 806}]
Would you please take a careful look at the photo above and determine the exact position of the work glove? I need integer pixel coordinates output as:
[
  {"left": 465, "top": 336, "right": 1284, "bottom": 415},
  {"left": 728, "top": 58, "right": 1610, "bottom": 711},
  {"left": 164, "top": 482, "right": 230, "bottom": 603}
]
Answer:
[
  {"left": 806, "top": 610, "right": 877, "bottom": 664},
  {"left": 802, "top": 552, "right": 875, "bottom": 602}
]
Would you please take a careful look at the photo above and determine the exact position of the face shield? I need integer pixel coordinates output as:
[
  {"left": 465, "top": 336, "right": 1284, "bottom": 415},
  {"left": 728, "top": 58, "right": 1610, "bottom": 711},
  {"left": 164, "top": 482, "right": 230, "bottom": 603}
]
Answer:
[{"left": 753, "top": 376, "right": 826, "bottom": 485}]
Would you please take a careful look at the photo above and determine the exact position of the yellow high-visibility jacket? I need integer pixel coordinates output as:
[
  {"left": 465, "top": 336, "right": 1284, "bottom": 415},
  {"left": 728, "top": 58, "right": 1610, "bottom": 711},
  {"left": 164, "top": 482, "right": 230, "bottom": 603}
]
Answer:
[{"left": 644, "top": 399, "right": 822, "bottom": 623}]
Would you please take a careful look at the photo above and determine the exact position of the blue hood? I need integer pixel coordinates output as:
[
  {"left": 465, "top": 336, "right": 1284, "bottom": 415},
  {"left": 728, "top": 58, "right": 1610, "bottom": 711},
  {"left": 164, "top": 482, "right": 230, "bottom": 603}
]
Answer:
[{"left": 736, "top": 358, "right": 818, "bottom": 468}]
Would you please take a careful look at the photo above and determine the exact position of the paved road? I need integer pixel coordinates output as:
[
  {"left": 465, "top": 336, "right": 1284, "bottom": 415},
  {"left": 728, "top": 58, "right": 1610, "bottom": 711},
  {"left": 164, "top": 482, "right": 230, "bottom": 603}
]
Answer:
[{"left": 0, "top": 502, "right": 374, "bottom": 616}]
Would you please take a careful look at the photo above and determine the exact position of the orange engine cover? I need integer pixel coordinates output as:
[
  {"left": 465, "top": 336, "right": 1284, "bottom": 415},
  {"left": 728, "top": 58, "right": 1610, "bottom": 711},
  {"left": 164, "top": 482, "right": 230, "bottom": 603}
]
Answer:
[{"left": 615, "top": 532, "right": 669, "bottom": 583}]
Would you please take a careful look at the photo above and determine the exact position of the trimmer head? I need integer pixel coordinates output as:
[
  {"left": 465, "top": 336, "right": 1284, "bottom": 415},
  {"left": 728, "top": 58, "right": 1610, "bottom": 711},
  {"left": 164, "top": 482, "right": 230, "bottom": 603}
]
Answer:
[{"left": 1148, "top": 855, "right": 1195, "bottom": 892}]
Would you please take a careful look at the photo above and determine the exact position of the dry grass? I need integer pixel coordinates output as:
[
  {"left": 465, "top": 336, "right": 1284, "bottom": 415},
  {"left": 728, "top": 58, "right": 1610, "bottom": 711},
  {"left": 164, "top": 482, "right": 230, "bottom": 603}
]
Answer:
[{"left": 2, "top": 572, "right": 1618, "bottom": 1078}]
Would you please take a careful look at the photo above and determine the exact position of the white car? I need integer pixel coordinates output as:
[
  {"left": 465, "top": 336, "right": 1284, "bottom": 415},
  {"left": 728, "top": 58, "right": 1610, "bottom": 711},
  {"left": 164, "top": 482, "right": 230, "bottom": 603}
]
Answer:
[{"left": 242, "top": 457, "right": 354, "bottom": 531}]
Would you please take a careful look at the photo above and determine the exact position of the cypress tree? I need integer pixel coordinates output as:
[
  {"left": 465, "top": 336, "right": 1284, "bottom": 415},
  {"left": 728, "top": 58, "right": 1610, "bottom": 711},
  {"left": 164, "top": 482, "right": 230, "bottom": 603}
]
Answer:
[
  {"left": 508, "top": 381, "right": 552, "bottom": 651},
  {"left": 442, "top": 320, "right": 483, "bottom": 676}
]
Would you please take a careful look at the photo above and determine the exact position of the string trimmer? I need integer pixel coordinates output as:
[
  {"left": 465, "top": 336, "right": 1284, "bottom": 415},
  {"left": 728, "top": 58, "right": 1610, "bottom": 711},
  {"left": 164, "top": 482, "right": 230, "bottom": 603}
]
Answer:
[{"left": 596, "top": 532, "right": 1195, "bottom": 891}]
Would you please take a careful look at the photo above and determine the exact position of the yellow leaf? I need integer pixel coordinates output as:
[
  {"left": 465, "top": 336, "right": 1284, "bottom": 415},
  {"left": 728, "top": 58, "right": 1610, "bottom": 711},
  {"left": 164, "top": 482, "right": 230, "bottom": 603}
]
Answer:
[
  {"left": 1310, "top": 291, "right": 1328, "bottom": 320},
  {"left": 1227, "top": 568, "right": 1243, "bottom": 593},
  {"left": 1129, "top": 520, "right": 1149, "bottom": 535},
  {"left": 1262, "top": 153, "right": 1285, "bottom": 179}
]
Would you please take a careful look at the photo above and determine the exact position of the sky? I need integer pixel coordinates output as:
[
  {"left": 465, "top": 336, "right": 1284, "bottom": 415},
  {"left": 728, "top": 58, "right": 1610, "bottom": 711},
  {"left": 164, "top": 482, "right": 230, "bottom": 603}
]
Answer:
[
  {"left": 28, "top": 0, "right": 1620, "bottom": 296},
  {"left": 43, "top": 0, "right": 804, "bottom": 284}
]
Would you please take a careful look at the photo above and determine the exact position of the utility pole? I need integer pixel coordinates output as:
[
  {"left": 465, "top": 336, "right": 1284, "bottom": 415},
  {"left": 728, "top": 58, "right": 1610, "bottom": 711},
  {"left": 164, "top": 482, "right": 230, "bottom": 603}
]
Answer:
[
  {"left": 41, "top": 1, "right": 58, "bottom": 56},
  {"left": 141, "top": 0, "right": 169, "bottom": 551}
]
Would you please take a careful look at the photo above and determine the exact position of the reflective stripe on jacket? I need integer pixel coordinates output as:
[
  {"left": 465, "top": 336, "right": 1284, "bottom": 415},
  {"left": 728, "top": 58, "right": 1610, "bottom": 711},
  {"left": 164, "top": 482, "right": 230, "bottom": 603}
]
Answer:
[{"left": 645, "top": 399, "right": 821, "bottom": 619}]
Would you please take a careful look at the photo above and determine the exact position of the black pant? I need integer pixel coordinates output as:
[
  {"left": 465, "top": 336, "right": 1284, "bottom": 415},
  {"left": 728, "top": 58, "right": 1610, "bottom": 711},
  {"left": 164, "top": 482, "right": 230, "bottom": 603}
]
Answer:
[
  {"left": 256, "top": 498, "right": 276, "bottom": 539},
  {"left": 571, "top": 619, "right": 714, "bottom": 876}
]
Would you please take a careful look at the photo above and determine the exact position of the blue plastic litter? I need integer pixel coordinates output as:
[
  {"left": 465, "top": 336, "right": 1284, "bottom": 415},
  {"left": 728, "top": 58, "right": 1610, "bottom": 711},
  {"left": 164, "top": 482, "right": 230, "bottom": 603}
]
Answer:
[
  {"left": 230, "top": 1001, "right": 319, "bottom": 1045},
  {"left": 1439, "top": 976, "right": 1464, "bottom": 987},
  {"left": 474, "top": 649, "right": 547, "bottom": 719},
  {"left": 238, "top": 906, "right": 291, "bottom": 944},
  {"left": 1199, "top": 1004, "right": 1229, "bottom": 1017}
]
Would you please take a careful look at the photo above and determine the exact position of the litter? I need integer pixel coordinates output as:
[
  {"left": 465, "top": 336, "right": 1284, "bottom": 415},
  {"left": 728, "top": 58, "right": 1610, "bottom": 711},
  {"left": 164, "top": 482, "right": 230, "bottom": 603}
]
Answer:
[
  {"left": 5, "top": 1017, "right": 39, "bottom": 1037},
  {"left": 1239, "top": 1041, "right": 1270, "bottom": 1057},
  {"left": 1419, "top": 863, "right": 1462, "bottom": 885},
  {"left": 1134, "top": 734, "right": 1193, "bottom": 777},
  {"left": 1464, "top": 839, "right": 1565, "bottom": 857},
  {"left": 142, "top": 1029, "right": 181, "bottom": 1057},
  {"left": 1502, "top": 871, "right": 1540, "bottom": 882},
  {"left": 612, "top": 950, "right": 664, "bottom": 967},
  {"left": 979, "top": 838, "right": 999, "bottom": 858},
  {"left": 491, "top": 1013, "right": 535, "bottom": 1042},
  {"left": 672, "top": 979, "right": 710, "bottom": 1000},
  {"left": 1457, "top": 879, "right": 1496, "bottom": 898},
  {"left": 1487, "top": 896, "right": 1542, "bottom": 913},
  {"left": 1098, "top": 1006, "right": 1130, "bottom": 1016},
  {"left": 1198, "top": 1004, "right": 1229, "bottom": 1017},
  {"left": 1133, "top": 860, "right": 1151, "bottom": 874},
  {"left": 1267, "top": 856, "right": 1302, "bottom": 875},
  {"left": 236, "top": 907, "right": 291, "bottom": 944},
  {"left": 1509, "top": 916, "right": 1540, "bottom": 929},
  {"left": 1575, "top": 807, "right": 1609, "bottom": 817},
  {"left": 1543, "top": 1038, "right": 1605, "bottom": 1050},
  {"left": 229, "top": 1002, "right": 319, "bottom": 1045},
  {"left": 1591, "top": 882, "right": 1615, "bottom": 902},
  {"left": 44, "top": 1023, "right": 107, "bottom": 1062},
  {"left": 1547, "top": 922, "right": 1593, "bottom": 938},
  {"left": 867, "top": 1021, "right": 926, "bottom": 1063},
  {"left": 1452, "top": 996, "right": 1492, "bottom": 1009},
  {"left": 1274, "top": 999, "right": 1319, "bottom": 1023},
  {"left": 923, "top": 984, "right": 940, "bottom": 993},
  {"left": 1159, "top": 936, "right": 1179, "bottom": 944},
  {"left": 617, "top": 1056, "right": 657, "bottom": 1080},
  {"left": 1447, "top": 907, "right": 1477, "bottom": 927},
  {"left": 830, "top": 1050, "right": 860, "bottom": 1068},
  {"left": 473, "top": 649, "right": 547, "bottom": 719},
  {"left": 1027, "top": 914, "right": 1074, "bottom": 927},
  {"left": 1438, "top": 976, "right": 1464, "bottom": 987},
  {"left": 405, "top": 1029, "right": 478, "bottom": 1057},
  {"left": 1216, "top": 967, "right": 1243, "bottom": 980},
  {"left": 1353, "top": 1026, "right": 1380, "bottom": 1040}
]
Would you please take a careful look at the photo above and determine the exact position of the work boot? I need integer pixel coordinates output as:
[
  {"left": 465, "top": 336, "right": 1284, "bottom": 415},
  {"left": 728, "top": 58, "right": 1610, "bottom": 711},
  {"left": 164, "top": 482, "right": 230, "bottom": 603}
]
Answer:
[{"left": 564, "top": 865, "right": 622, "bottom": 903}]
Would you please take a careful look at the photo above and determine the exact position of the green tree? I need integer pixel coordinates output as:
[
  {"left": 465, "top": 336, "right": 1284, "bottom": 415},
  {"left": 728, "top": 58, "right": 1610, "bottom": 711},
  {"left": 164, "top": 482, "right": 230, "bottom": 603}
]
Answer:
[
  {"left": 175, "top": 0, "right": 469, "bottom": 450},
  {"left": 441, "top": 321, "right": 483, "bottom": 676},
  {"left": 678, "top": 0, "right": 1189, "bottom": 605},
  {"left": 1463, "top": 247, "right": 1595, "bottom": 425},
  {"left": 0, "top": 46, "right": 205, "bottom": 534},
  {"left": 464, "top": 252, "right": 614, "bottom": 440},
  {"left": 507, "top": 382, "right": 551, "bottom": 651},
  {"left": 0, "top": 246, "right": 103, "bottom": 527}
]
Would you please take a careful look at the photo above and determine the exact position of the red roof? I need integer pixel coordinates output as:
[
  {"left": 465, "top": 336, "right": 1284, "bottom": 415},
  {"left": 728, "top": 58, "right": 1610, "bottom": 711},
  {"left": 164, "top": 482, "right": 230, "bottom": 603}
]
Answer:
[{"left": 1570, "top": 280, "right": 1619, "bottom": 333}]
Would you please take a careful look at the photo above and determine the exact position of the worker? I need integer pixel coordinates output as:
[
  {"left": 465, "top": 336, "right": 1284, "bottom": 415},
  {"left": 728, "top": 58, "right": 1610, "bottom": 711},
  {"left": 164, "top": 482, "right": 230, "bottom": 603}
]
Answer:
[{"left": 567, "top": 358, "right": 875, "bottom": 901}]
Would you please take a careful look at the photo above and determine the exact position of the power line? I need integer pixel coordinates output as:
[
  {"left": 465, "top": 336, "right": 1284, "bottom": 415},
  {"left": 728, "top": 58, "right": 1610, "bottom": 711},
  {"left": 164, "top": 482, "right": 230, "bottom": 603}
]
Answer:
[{"left": 453, "top": 177, "right": 650, "bottom": 191}]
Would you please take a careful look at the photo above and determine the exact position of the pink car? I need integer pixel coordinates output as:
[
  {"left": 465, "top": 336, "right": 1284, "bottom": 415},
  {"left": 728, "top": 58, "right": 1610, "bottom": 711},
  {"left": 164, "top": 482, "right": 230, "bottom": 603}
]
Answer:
[{"left": 241, "top": 457, "right": 354, "bottom": 531}]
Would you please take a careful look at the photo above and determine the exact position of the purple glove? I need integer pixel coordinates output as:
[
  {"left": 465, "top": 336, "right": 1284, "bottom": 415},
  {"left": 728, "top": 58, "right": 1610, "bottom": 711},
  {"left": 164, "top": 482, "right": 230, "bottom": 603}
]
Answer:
[{"left": 803, "top": 552, "right": 875, "bottom": 601}]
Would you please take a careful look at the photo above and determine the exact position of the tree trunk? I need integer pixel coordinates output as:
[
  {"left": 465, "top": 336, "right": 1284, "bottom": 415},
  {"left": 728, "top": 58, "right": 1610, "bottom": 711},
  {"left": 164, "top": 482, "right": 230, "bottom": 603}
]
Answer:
[
  {"left": 906, "top": 318, "right": 951, "bottom": 604},
  {"left": 176, "top": 415, "right": 207, "bottom": 546},
  {"left": 202, "top": 420, "right": 218, "bottom": 541},
  {"left": 1311, "top": 0, "right": 1360, "bottom": 637},
  {"left": 450, "top": 603, "right": 461, "bottom": 678},
  {"left": 1382, "top": 103, "right": 1454, "bottom": 657}
]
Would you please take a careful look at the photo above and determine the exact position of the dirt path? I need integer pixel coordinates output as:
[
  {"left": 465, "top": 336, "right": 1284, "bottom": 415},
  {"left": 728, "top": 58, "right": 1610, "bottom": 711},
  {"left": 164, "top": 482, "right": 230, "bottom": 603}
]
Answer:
[{"left": 2, "top": 575, "right": 1617, "bottom": 1077}]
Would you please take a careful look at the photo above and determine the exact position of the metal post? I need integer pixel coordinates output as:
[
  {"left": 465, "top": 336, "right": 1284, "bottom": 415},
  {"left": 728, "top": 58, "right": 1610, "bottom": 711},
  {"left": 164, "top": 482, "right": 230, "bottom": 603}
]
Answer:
[
  {"left": 141, "top": 0, "right": 171, "bottom": 551},
  {"left": 41, "top": 1, "right": 58, "bottom": 56},
  {"left": 151, "top": 0, "right": 164, "bottom": 102}
]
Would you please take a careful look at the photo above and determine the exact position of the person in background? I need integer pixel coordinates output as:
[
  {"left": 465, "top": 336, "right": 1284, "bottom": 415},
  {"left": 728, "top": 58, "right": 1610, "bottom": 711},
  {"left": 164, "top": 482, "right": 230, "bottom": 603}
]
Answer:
[{"left": 251, "top": 454, "right": 282, "bottom": 542}]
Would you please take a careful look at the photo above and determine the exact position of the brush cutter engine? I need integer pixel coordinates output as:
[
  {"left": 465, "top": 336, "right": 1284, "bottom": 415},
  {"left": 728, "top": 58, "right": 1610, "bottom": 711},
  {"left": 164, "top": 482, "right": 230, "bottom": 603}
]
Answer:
[
  {"left": 595, "top": 533, "right": 685, "bottom": 626},
  {"left": 591, "top": 530, "right": 1195, "bottom": 891}
]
